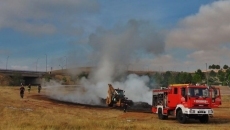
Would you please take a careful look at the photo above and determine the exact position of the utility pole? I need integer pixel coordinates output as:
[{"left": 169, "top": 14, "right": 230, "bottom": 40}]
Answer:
[
  {"left": 206, "top": 63, "right": 208, "bottom": 86},
  {"left": 65, "top": 56, "right": 67, "bottom": 69},
  {"left": 6, "top": 56, "right": 9, "bottom": 70},
  {"left": 45, "top": 54, "right": 47, "bottom": 72},
  {"left": 36, "top": 58, "right": 39, "bottom": 72}
]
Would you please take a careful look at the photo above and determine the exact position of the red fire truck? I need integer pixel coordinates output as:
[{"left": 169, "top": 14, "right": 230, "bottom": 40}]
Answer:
[
  {"left": 209, "top": 86, "right": 221, "bottom": 108},
  {"left": 152, "top": 84, "right": 221, "bottom": 123}
]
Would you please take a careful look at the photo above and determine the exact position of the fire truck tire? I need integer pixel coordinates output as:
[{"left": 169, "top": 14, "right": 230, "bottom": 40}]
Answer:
[
  {"left": 199, "top": 115, "right": 209, "bottom": 123},
  {"left": 176, "top": 109, "right": 187, "bottom": 124},
  {"left": 158, "top": 108, "right": 168, "bottom": 120}
]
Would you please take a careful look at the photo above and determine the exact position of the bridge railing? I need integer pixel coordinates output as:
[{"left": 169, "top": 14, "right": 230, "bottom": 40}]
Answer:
[
  {"left": 0, "top": 69, "right": 46, "bottom": 73},
  {"left": 0, "top": 69, "right": 47, "bottom": 77}
]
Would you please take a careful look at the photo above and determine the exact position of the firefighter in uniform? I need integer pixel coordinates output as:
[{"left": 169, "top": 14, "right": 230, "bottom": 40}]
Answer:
[
  {"left": 20, "top": 85, "right": 25, "bottom": 98},
  {"left": 38, "top": 84, "right": 41, "bottom": 93},
  {"left": 123, "top": 101, "right": 128, "bottom": 113},
  {"left": 28, "top": 84, "right": 31, "bottom": 93}
]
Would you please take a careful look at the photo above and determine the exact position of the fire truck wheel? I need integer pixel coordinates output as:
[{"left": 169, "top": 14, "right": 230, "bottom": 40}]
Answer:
[
  {"left": 158, "top": 108, "right": 168, "bottom": 120},
  {"left": 176, "top": 109, "right": 187, "bottom": 124},
  {"left": 199, "top": 115, "right": 209, "bottom": 123}
]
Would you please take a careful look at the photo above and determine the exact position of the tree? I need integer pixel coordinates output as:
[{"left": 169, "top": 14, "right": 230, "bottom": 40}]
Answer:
[
  {"left": 153, "top": 72, "right": 163, "bottom": 85},
  {"left": 187, "top": 73, "right": 193, "bottom": 83},
  {"left": 225, "top": 69, "right": 230, "bottom": 81},
  {"left": 43, "top": 73, "right": 52, "bottom": 82},
  {"left": 161, "top": 71, "right": 172, "bottom": 87},
  {"left": 179, "top": 72, "right": 188, "bottom": 83},
  {"left": 209, "top": 70, "right": 216, "bottom": 77},
  {"left": 62, "top": 77, "right": 67, "bottom": 83},
  {"left": 192, "top": 74, "right": 202, "bottom": 84},
  {"left": 217, "top": 70, "right": 225, "bottom": 82},
  {"left": 208, "top": 65, "right": 212, "bottom": 69},
  {"left": 10, "top": 73, "right": 24, "bottom": 86},
  {"left": 216, "top": 65, "right": 220, "bottom": 69},
  {"left": 226, "top": 75, "right": 230, "bottom": 86},
  {"left": 195, "top": 69, "right": 205, "bottom": 80},
  {"left": 223, "top": 65, "right": 229, "bottom": 69},
  {"left": 211, "top": 64, "right": 216, "bottom": 69}
]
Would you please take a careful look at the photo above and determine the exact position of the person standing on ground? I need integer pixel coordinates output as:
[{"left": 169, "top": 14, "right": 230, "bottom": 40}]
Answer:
[
  {"left": 20, "top": 84, "right": 25, "bottom": 98},
  {"left": 123, "top": 101, "right": 128, "bottom": 113},
  {"left": 38, "top": 84, "right": 41, "bottom": 93},
  {"left": 28, "top": 84, "right": 31, "bottom": 93}
]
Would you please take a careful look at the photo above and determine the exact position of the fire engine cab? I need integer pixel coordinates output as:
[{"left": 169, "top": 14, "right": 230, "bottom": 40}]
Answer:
[{"left": 152, "top": 84, "right": 221, "bottom": 123}]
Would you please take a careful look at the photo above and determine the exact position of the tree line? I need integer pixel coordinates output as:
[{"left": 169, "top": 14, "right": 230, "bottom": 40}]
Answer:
[
  {"left": 6, "top": 64, "right": 230, "bottom": 87},
  {"left": 149, "top": 64, "right": 230, "bottom": 87}
]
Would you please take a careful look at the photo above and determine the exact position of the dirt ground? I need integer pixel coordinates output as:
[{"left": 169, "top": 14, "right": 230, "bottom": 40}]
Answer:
[{"left": 1, "top": 86, "right": 230, "bottom": 130}]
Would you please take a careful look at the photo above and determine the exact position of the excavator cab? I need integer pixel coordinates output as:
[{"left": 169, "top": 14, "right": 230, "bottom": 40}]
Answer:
[{"left": 114, "top": 89, "right": 124, "bottom": 96}]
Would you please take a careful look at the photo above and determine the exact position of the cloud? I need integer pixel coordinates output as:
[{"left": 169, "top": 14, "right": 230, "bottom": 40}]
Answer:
[
  {"left": 166, "top": 0, "right": 230, "bottom": 50},
  {"left": 0, "top": 0, "right": 99, "bottom": 35},
  {"left": 187, "top": 47, "right": 230, "bottom": 63}
]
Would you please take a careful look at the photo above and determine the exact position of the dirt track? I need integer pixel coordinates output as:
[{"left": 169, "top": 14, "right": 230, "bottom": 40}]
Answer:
[{"left": 219, "top": 86, "right": 230, "bottom": 95}]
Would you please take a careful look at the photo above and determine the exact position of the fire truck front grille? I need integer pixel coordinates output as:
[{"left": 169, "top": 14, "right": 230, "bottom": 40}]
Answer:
[
  {"left": 193, "top": 104, "right": 209, "bottom": 107},
  {"left": 197, "top": 111, "right": 206, "bottom": 113}
]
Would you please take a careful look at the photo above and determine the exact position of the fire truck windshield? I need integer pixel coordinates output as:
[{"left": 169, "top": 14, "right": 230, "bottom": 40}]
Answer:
[{"left": 188, "top": 88, "right": 209, "bottom": 97}]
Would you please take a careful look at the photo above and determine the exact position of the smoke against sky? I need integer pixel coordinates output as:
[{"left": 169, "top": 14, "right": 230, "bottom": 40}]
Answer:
[
  {"left": 46, "top": 20, "right": 164, "bottom": 105},
  {"left": 87, "top": 19, "right": 165, "bottom": 83}
]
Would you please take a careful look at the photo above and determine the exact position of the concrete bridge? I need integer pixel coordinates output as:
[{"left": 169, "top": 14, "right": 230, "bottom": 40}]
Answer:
[{"left": 0, "top": 69, "right": 47, "bottom": 85}]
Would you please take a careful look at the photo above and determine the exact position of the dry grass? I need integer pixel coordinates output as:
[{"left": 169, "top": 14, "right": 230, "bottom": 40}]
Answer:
[{"left": 0, "top": 86, "right": 230, "bottom": 130}]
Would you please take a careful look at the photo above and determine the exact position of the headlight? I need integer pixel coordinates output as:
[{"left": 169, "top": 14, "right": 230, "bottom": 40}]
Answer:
[
  {"left": 189, "top": 109, "right": 195, "bottom": 113},
  {"left": 208, "top": 110, "right": 213, "bottom": 114}
]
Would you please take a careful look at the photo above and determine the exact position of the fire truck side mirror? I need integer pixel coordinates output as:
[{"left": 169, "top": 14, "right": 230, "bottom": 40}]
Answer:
[{"left": 181, "top": 88, "right": 186, "bottom": 97}]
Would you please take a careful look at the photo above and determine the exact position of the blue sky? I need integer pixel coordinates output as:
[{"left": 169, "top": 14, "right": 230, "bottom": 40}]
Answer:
[{"left": 0, "top": 0, "right": 229, "bottom": 72}]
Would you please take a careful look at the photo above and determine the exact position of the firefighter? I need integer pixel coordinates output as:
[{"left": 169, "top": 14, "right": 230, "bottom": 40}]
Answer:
[
  {"left": 28, "top": 84, "right": 31, "bottom": 93},
  {"left": 123, "top": 101, "right": 128, "bottom": 113},
  {"left": 38, "top": 84, "right": 41, "bottom": 93},
  {"left": 20, "top": 85, "right": 25, "bottom": 98}
]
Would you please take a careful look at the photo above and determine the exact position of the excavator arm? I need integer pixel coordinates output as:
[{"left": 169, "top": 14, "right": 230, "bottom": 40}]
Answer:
[{"left": 106, "top": 84, "right": 115, "bottom": 106}]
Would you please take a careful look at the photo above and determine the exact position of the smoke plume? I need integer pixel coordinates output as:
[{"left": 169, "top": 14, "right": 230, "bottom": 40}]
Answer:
[{"left": 45, "top": 20, "right": 165, "bottom": 105}]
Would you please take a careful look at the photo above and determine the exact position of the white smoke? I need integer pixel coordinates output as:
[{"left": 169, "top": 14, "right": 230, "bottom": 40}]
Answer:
[
  {"left": 113, "top": 74, "right": 152, "bottom": 104},
  {"left": 45, "top": 80, "right": 103, "bottom": 105},
  {"left": 45, "top": 74, "right": 152, "bottom": 105},
  {"left": 45, "top": 20, "right": 164, "bottom": 105}
]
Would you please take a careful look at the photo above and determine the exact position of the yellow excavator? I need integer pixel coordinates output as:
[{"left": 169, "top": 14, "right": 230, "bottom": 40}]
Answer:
[{"left": 106, "top": 84, "right": 133, "bottom": 107}]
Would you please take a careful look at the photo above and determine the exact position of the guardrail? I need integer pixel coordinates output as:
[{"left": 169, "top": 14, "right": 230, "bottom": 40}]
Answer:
[
  {"left": 0, "top": 69, "right": 46, "bottom": 73},
  {"left": 0, "top": 69, "right": 47, "bottom": 77}
]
